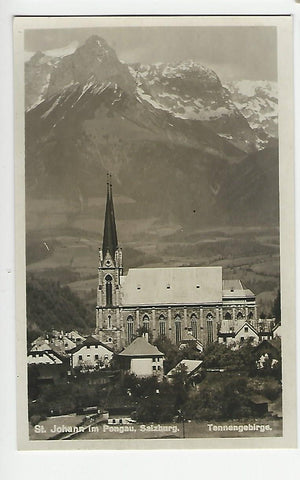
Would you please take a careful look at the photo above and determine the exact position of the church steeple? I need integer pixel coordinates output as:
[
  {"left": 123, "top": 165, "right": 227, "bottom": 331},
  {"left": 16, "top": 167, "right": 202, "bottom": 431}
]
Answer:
[
  {"left": 102, "top": 173, "right": 118, "bottom": 258},
  {"left": 96, "top": 174, "right": 123, "bottom": 335}
]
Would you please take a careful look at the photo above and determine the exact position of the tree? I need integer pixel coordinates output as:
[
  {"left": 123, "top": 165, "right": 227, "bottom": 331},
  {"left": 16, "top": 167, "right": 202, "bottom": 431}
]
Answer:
[
  {"left": 135, "top": 378, "right": 177, "bottom": 422},
  {"left": 185, "top": 375, "right": 253, "bottom": 420},
  {"left": 154, "top": 337, "right": 181, "bottom": 373},
  {"left": 154, "top": 336, "right": 201, "bottom": 374},
  {"left": 26, "top": 275, "right": 94, "bottom": 336},
  {"left": 272, "top": 289, "right": 281, "bottom": 324},
  {"left": 201, "top": 343, "right": 242, "bottom": 371},
  {"left": 178, "top": 342, "right": 202, "bottom": 360},
  {"left": 171, "top": 364, "right": 189, "bottom": 409}
]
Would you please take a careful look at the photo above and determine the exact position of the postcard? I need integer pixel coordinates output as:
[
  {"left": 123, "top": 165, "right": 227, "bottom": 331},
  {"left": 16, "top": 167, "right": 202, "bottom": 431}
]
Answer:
[{"left": 14, "top": 15, "right": 296, "bottom": 450}]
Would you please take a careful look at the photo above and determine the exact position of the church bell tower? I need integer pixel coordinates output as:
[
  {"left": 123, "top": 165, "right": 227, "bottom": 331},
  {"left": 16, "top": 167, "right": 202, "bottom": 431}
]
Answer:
[{"left": 95, "top": 174, "right": 123, "bottom": 345}]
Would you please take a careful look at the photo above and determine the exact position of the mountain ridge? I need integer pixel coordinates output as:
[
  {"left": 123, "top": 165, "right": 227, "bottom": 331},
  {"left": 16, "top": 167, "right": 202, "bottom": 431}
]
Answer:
[{"left": 25, "top": 34, "right": 279, "bottom": 230}]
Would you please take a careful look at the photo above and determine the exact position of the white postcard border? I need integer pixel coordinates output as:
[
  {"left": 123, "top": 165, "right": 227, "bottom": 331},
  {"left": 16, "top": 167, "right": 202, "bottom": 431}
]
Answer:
[{"left": 13, "top": 14, "right": 296, "bottom": 451}]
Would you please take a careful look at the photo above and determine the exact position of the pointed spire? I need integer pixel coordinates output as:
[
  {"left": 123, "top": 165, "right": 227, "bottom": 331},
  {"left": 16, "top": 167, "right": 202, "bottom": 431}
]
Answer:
[{"left": 102, "top": 172, "right": 118, "bottom": 258}]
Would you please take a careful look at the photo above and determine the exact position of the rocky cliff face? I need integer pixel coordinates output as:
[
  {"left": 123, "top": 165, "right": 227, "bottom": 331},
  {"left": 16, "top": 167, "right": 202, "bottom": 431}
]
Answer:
[
  {"left": 226, "top": 80, "right": 278, "bottom": 148},
  {"left": 25, "top": 51, "right": 59, "bottom": 110},
  {"left": 130, "top": 61, "right": 261, "bottom": 153}
]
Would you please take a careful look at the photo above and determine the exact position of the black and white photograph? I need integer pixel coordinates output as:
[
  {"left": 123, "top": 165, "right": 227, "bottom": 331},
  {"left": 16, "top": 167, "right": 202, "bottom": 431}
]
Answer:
[{"left": 13, "top": 15, "right": 296, "bottom": 449}]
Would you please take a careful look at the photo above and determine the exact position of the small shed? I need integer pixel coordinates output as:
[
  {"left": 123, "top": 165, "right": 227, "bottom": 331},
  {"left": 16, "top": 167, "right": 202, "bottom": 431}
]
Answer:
[
  {"left": 249, "top": 394, "right": 269, "bottom": 416},
  {"left": 166, "top": 359, "right": 203, "bottom": 382}
]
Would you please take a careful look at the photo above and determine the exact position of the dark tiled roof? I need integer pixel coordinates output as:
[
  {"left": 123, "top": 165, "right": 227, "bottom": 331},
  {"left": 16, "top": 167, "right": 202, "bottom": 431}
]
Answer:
[
  {"left": 69, "top": 335, "right": 114, "bottom": 354},
  {"left": 28, "top": 349, "right": 65, "bottom": 364},
  {"left": 119, "top": 337, "right": 164, "bottom": 357}
]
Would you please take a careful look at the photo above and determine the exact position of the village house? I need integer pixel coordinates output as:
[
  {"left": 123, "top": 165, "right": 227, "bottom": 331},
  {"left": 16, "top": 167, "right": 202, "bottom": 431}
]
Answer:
[
  {"left": 217, "top": 315, "right": 279, "bottom": 347},
  {"left": 179, "top": 331, "right": 204, "bottom": 352},
  {"left": 118, "top": 335, "right": 164, "bottom": 379},
  {"left": 27, "top": 349, "right": 65, "bottom": 366},
  {"left": 30, "top": 340, "right": 52, "bottom": 352},
  {"left": 218, "top": 320, "right": 260, "bottom": 347},
  {"left": 65, "top": 330, "right": 86, "bottom": 345},
  {"left": 70, "top": 335, "right": 113, "bottom": 371},
  {"left": 27, "top": 348, "right": 69, "bottom": 384},
  {"left": 257, "top": 318, "right": 275, "bottom": 341},
  {"left": 30, "top": 330, "right": 79, "bottom": 354}
]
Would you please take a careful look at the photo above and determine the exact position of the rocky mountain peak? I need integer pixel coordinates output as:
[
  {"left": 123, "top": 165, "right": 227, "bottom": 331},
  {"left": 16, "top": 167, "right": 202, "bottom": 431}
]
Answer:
[
  {"left": 27, "top": 50, "right": 57, "bottom": 67},
  {"left": 45, "top": 35, "right": 136, "bottom": 99},
  {"left": 28, "top": 51, "right": 45, "bottom": 64},
  {"left": 83, "top": 34, "right": 110, "bottom": 48},
  {"left": 75, "top": 35, "right": 115, "bottom": 62},
  {"left": 131, "top": 60, "right": 258, "bottom": 153}
]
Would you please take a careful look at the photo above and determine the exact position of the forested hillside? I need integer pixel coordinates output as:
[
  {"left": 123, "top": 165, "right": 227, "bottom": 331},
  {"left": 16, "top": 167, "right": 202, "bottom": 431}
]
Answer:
[{"left": 26, "top": 275, "right": 94, "bottom": 343}]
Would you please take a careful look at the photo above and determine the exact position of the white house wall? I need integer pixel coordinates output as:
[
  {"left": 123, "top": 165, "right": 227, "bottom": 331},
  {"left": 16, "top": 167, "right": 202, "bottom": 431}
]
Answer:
[
  {"left": 72, "top": 345, "right": 113, "bottom": 368},
  {"left": 130, "top": 357, "right": 163, "bottom": 377},
  {"left": 234, "top": 326, "right": 259, "bottom": 345}
]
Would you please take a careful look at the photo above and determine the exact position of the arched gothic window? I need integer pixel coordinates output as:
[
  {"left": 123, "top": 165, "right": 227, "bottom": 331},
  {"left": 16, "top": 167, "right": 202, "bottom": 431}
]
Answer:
[
  {"left": 206, "top": 313, "right": 213, "bottom": 344},
  {"left": 127, "top": 316, "right": 134, "bottom": 344},
  {"left": 248, "top": 311, "right": 254, "bottom": 320},
  {"left": 159, "top": 315, "right": 166, "bottom": 337},
  {"left": 105, "top": 274, "right": 113, "bottom": 306},
  {"left": 237, "top": 312, "right": 243, "bottom": 320},
  {"left": 191, "top": 314, "right": 198, "bottom": 339},
  {"left": 225, "top": 311, "right": 232, "bottom": 320},
  {"left": 175, "top": 315, "right": 182, "bottom": 344},
  {"left": 142, "top": 314, "right": 150, "bottom": 332}
]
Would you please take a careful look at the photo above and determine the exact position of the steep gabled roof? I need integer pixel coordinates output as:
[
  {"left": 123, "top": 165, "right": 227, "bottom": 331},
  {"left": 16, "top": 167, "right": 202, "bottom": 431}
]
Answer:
[
  {"left": 120, "top": 266, "right": 222, "bottom": 306},
  {"left": 66, "top": 330, "right": 85, "bottom": 340},
  {"left": 167, "top": 359, "right": 203, "bottom": 377},
  {"left": 219, "top": 320, "right": 258, "bottom": 337},
  {"left": 222, "top": 279, "right": 255, "bottom": 300},
  {"left": 69, "top": 335, "right": 114, "bottom": 354},
  {"left": 28, "top": 349, "right": 64, "bottom": 364},
  {"left": 119, "top": 337, "right": 164, "bottom": 357},
  {"left": 272, "top": 323, "right": 281, "bottom": 332},
  {"left": 30, "top": 342, "right": 51, "bottom": 352},
  {"left": 219, "top": 319, "right": 244, "bottom": 334},
  {"left": 179, "top": 332, "right": 203, "bottom": 351},
  {"left": 235, "top": 321, "right": 259, "bottom": 337}
]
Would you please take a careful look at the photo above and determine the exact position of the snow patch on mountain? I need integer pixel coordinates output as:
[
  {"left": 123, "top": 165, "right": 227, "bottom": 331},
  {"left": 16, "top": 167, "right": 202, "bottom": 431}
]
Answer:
[
  {"left": 136, "top": 86, "right": 173, "bottom": 113},
  {"left": 229, "top": 80, "right": 277, "bottom": 99},
  {"left": 131, "top": 62, "right": 259, "bottom": 153},
  {"left": 25, "top": 41, "right": 79, "bottom": 62},
  {"left": 226, "top": 80, "right": 278, "bottom": 143}
]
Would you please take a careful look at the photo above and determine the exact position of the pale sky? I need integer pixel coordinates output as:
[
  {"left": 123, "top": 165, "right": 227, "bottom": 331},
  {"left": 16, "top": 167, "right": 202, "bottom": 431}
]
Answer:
[{"left": 25, "top": 26, "right": 277, "bottom": 82}]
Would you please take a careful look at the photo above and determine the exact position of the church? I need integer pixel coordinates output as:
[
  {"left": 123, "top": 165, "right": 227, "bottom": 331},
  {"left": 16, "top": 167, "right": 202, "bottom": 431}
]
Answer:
[{"left": 95, "top": 179, "right": 258, "bottom": 351}]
